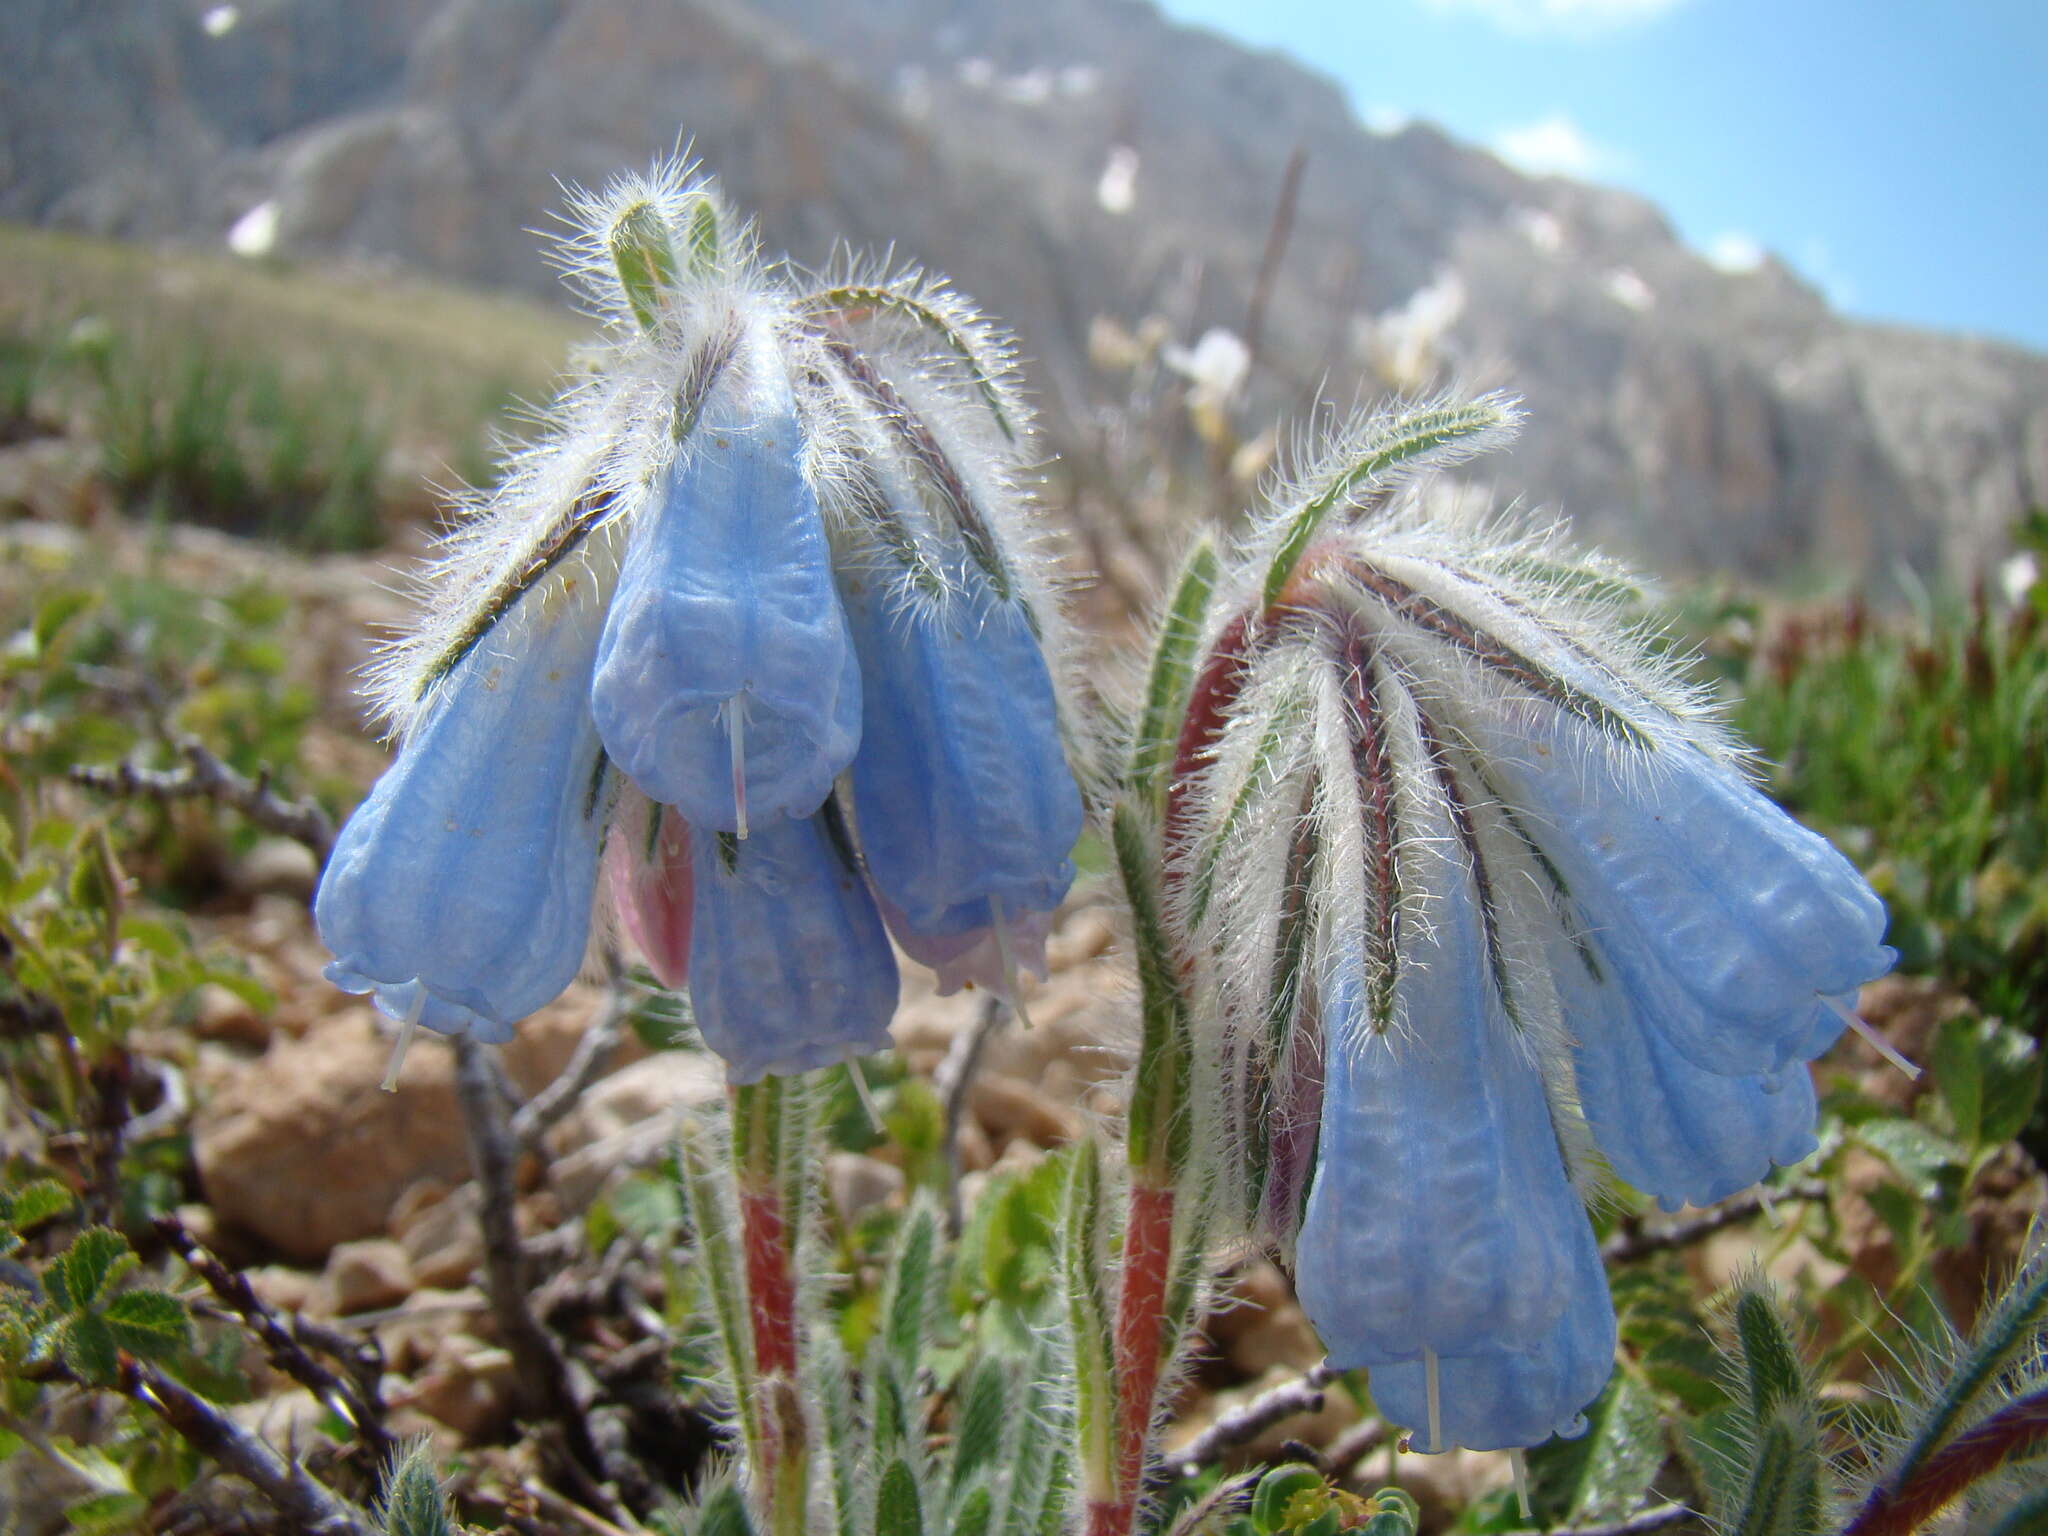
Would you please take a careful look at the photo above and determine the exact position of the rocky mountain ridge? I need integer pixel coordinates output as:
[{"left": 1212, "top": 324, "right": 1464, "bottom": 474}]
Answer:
[{"left": 5, "top": 0, "right": 2044, "bottom": 584}]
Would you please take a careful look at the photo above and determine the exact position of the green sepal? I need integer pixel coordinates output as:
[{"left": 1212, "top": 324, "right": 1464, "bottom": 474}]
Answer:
[
  {"left": 1260, "top": 397, "right": 1513, "bottom": 609},
  {"left": 1129, "top": 538, "right": 1219, "bottom": 807},
  {"left": 610, "top": 199, "right": 682, "bottom": 331},
  {"left": 1113, "top": 802, "right": 1189, "bottom": 1178}
]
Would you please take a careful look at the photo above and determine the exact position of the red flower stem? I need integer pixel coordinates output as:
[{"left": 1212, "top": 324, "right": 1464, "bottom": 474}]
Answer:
[
  {"left": 1091, "top": 1179, "right": 1179, "bottom": 1536},
  {"left": 739, "top": 1184, "right": 799, "bottom": 1378},
  {"left": 1840, "top": 1388, "right": 2048, "bottom": 1536},
  {"left": 729, "top": 1080, "right": 805, "bottom": 1532}
]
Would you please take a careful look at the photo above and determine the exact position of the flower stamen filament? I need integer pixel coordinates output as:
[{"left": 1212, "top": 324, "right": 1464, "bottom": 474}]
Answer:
[{"left": 381, "top": 988, "right": 427, "bottom": 1094}]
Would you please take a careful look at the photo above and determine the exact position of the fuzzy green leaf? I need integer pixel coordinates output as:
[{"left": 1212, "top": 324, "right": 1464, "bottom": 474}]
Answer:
[
  {"left": 1060, "top": 1139, "right": 1117, "bottom": 1511},
  {"left": 48, "top": 1228, "right": 135, "bottom": 1314},
  {"left": 1975, "top": 1020, "right": 2041, "bottom": 1145},
  {"left": 950, "top": 1483, "right": 993, "bottom": 1536},
  {"left": 61, "top": 1492, "right": 148, "bottom": 1536},
  {"left": 1128, "top": 539, "right": 1219, "bottom": 804},
  {"left": 58, "top": 1312, "right": 120, "bottom": 1382},
  {"left": 1114, "top": 802, "right": 1189, "bottom": 1176},
  {"left": 100, "top": 1289, "right": 190, "bottom": 1360},
  {"left": 696, "top": 1481, "right": 758, "bottom": 1536},
  {"left": 1728, "top": 1415, "right": 1822, "bottom": 1536},
  {"left": 882, "top": 1203, "right": 941, "bottom": 1374},
  {"left": 949, "top": 1356, "right": 1009, "bottom": 1497},
  {"left": 379, "top": 1440, "right": 458, "bottom": 1536},
  {"left": 4, "top": 1177, "right": 74, "bottom": 1232},
  {"left": 1527, "top": 1369, "right": 1665, "bottom": 1523},
  {"left": 1933, "top": 1015, "right": 1986, "bottom": 1145},
  {"left": 1734, "top": 1290, "right": 1809, "bottom": 1424},
  {"left": 873, "top": 1457, "right": 923, "bottom": 1536}
]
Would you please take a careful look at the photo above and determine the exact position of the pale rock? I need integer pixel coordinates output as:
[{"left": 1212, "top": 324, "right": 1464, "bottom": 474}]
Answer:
[
  {"left": 194, "top": 992, "right": 597, "bottom": 1260},
  {"left": 410, "top": 1336, "right": 517, "bottom": 1440},
  {"left": 228, "top": 1386, "right": 337, "bottom": 1457},
  {"left": 378, "top": 1286, "right": 487, "bottom": 1375},
  {"left": 245, "top": 1263, "right": 322, "bottom": 1316},
  {"left": 827, "top": 1152, "right": 904, "bottom": 1222},
  {"left": 970, "top": 1074, "right": 1081, "bottom": 1150},
  {"left": 392, "top": 1181, "right": 483, "bottom": 1290},
  {"left": 191, "top": 980, "right": 268, "bottom": 1048},
  {"left": 229, "top": 835, "right": 321, "bottom": 899},
  {"left": 324, "top": 1236, "right": 415, "bottom": 1314}
]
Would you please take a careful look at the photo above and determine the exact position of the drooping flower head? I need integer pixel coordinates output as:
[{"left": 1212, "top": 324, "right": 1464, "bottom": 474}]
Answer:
[
  {"left": 1153, "top": 396, "right": 1894, "bottom": 1452},
  {"left": 314, "top": 153, "right": 1084, "bottom": 1082}
]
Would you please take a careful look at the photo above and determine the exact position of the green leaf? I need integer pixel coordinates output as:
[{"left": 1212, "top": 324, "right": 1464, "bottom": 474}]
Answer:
[
  {"left": 1855, "top": 1118, "right": 1963, "bottom": 1197},
  {"left": 873, "top": 1457, "right": 924, "bottom": 1536},
  {"left": 33, "top": 588, "right": 95, "bottom": 653},
  {"left": 1933, "top": 1014, "right": 1984, "bottom": 1145},
  {"left": 1975, "top": 1021, "right": 2042, "bottom": 1145},
  {"left": 1526, "top": 1370, "right": 1664, "bottom": 1523},
  {"left": 950, "top": 1483, "right": 993, "bottom": 1536},
  {"left": 379, "top": 1439, "right": 458, "bottom": 1536},
  {"left": 1128, "top": 538, "right": 1219, "bottom": 804},
  {"left": 1060, "top": 1139, "right": 1116, "bottom": 1512},
  {"left": 1734, "top": 1289, "right": 1808, "bottom": 1423},
  {"left": 882, "top": 1203, "right": 941, "bottom": 1373},
  {"left": 48, "top": 1228, "right": 135, "bottom": 1314},
  {"left": 949, "top": 1356, "right": 1008, "bottom": 1497},
  {"left": 62, "top": 1491, "right": 148, "bottom": 1536},
  {"left": 58, "top": 1312, "right": 120, "bottom": 1382},
  {"left": 1727, "top": 1414, "right": 1822, "bottom": 1536},
  {"left": 4, "top": 1177, "right": 74, "bottom": 1231},
  {"left": 101, "top": 1289, "right": 190, "bottom": 1359},
  {"left": 1114, "top": 802, "right": 1190, "bottom": 1176},
  {"left": 696, "top": 1480, "right": 758, "bottom": 1536}
]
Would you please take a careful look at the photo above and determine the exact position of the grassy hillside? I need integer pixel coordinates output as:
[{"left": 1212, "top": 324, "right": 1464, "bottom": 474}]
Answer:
[{"left": 0, "top": 221, "right": 587, "bottom": 546}]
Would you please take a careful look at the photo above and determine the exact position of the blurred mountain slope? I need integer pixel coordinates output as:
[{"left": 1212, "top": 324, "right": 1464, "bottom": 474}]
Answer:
[{"left": 6, "top": 0, "right": 2044, "bottom": 584}]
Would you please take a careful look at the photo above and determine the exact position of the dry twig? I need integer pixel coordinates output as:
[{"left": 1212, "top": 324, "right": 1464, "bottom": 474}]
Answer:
[{"left": 71, "top": 737, "right": 335, "bottom": 861}]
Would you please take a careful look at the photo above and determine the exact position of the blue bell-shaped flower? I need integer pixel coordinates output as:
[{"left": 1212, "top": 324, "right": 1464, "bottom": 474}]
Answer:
[
  {"left": 315, "top": 580, "right": 611, "bottom": 1044},
  {"left": 686, "top": 809, "right": 899, "bottom": 1082},
  {"left": 842, "top": 561, "right": 1081, "bottom": 988},
  {"left": 591, "top": 310, "right": 862, "bottom": 835}
]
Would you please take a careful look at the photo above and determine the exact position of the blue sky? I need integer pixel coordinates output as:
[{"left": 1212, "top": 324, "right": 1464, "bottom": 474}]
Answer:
[{"left": 1154, "top": 0, "right": 2048, "bottom": 352}]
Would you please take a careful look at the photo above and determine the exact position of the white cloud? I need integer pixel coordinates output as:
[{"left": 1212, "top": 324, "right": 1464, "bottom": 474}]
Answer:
[
  {"left": 1490, "top": 113, "right": 1615, "bottom": 179},
  {"left": 1705, "top": 231, "right": 1766, "bottom": 274},
  {"left": 1426, "top": 0, "right": 1690, "bottom": 33},
  {"left": 1364, "top": 105, "right": 1413, "bottom": 137}
]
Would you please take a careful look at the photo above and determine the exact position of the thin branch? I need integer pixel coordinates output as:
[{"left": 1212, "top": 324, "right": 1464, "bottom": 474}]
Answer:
[
  {"left": 452, "top": 1035, "right": 617, "bottom": 1506},
  {"left": 1321, "top": 1415, "right": 1389, "bottom": 1481},
  {"left": 935, "top": 994, "right": 1005, "bottom": 1235},
  {"left": 116, "top": 1353, "right": 380, "bottom": 1536},
  {"left": 512, "top": 967, "right": 633, "bottom": 1155},
  {"left": 1601, "top": 1181, "right": 1827, "bottom": 1264},
  {"left": 1175, "top": 1364, "right": 1336, "bottom": 1473},
  {"left": 71, "top": 738, "right": 334, "bottom": 862},
  {"left": 155, "top": 1213, "right": 396, "bottom": 1473}
]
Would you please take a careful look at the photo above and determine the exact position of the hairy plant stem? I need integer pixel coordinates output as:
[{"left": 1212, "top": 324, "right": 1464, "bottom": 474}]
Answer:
[
  {"left": 1840, "top": 1387, "right": 2048, "bottom": 1536},
  {"left": 1092, "top": 1179, "right": 1178, "bottom": 1536},
  {"left": 729, "top": 1077, "right": 809, "bottom": 1536}
]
